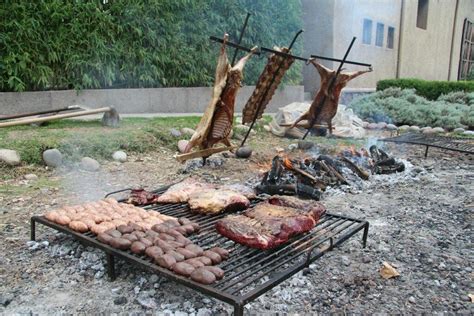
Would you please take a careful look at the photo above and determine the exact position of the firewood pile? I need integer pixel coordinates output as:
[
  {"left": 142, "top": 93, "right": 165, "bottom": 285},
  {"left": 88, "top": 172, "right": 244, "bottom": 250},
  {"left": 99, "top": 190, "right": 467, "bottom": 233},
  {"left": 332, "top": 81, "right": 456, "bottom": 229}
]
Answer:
[{"left": 257, "top": 145, "right": 405, "bottom": 200}]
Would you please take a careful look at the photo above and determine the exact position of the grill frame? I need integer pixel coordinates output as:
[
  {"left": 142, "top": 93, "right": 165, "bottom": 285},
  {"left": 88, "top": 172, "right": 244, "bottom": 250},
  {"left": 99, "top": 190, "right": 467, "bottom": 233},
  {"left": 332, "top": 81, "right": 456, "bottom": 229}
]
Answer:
[
  {"left": 30, "top": 186, "right": 369, "bottom": 315},
  {"left": 379, "top": 133, "right": 474, "bottom": 157}
]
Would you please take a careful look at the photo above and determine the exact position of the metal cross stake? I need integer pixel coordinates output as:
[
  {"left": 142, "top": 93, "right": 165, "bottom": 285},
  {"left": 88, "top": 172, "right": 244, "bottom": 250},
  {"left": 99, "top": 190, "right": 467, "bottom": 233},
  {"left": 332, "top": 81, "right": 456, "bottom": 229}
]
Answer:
[
  {"left": 302, "top": 37, "right": 357, "bottom": 139},
  {"left": 240, "top": 29, "right": 304, "bottom": 147}
]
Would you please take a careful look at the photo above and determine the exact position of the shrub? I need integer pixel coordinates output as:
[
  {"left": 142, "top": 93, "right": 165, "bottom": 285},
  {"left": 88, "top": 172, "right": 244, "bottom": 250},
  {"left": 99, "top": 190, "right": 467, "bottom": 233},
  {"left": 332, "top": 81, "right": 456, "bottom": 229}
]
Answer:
[
  {"left": 376, "top": 78, "right": 474, "bottom": 100},
  {"left": 349, "top": 88, "right": 472, "bottom": 130},
  {"left": 0, "top": 0, "right": 302, "bottom": 92}
]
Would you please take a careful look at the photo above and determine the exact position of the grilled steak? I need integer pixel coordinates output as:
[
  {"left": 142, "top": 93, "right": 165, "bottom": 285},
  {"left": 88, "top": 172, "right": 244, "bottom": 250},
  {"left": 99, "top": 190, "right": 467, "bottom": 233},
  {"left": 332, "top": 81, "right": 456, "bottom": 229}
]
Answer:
[
  {"left": 157, "top": 178, "right": 215, "bottom": 203},
  {"left": 127, "top": 188, "right": 159, "bottom": 205},
  {"left": 216, "top": 197, "right": 326, "bottom": 249},
  {"left": 188, "top": 189, "right": 250, "bottom": 214}
]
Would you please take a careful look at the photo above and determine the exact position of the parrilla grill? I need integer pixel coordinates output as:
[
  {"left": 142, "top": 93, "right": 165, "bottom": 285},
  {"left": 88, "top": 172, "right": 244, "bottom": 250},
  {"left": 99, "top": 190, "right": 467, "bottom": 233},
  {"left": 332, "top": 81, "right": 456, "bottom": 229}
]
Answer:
[
  {"left": 30, "top": 185, "right": 369, "bottom": 315},
  {"left": 380, "top": 133, "right": 474, "bottom": 157}
]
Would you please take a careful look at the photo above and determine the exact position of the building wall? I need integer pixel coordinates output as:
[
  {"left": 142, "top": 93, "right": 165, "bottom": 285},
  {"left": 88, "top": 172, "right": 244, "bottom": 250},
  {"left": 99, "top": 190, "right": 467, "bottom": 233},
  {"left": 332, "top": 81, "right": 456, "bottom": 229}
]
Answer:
[
  {"left": 448, "top": 0, "right": 474, "bottom": 80},
  {"left": 398, "top": 0, "right": 457, "bottom": 80}
]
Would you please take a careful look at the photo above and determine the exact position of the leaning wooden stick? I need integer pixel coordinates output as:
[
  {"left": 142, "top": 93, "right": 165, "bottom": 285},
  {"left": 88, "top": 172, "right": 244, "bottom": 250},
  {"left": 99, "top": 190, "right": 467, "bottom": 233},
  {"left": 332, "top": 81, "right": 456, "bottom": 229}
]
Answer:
[
  {"left": 0, "top": 107, "right": 111, "bottom": 128},
  {"left": 175, "top": 146, "right": 236, "bottom": 163}
]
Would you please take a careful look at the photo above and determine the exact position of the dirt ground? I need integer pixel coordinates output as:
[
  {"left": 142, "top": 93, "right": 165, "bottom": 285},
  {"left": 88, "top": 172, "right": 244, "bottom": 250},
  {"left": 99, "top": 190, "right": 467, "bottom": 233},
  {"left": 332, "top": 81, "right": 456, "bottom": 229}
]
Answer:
[{"left": 0, "top": 134, "right": 473, "bottom": 315}]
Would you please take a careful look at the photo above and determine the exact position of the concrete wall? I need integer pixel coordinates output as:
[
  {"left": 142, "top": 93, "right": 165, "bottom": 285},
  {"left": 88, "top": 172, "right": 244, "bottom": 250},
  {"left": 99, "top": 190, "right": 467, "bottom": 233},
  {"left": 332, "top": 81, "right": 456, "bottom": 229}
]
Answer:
[
  {"left": 399, "top": 0, "right": 457, "bottom": 80},
  {"left": 0, "top": 86, "right": 304, "bottom": 116},
  {"left": 449, "top": 0, "right": 474, "bottom": 80}
]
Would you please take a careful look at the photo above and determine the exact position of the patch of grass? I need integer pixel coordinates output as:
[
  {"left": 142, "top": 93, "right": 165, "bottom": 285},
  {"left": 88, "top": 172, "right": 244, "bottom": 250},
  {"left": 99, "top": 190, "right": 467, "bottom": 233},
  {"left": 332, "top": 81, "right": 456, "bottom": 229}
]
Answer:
[{"left": 0, "top": 177, "right": 60, "bottom": 196}]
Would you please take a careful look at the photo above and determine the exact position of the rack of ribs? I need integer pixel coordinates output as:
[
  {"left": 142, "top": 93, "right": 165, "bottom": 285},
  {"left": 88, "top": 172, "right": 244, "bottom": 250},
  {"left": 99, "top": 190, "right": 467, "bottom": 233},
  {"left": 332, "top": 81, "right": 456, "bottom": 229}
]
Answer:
[
  {"left": 184, "top": 34, "right": 257, "bottom": 154},
  {"left": 289, "top": 60, "right": 372, "bottom": 134}
]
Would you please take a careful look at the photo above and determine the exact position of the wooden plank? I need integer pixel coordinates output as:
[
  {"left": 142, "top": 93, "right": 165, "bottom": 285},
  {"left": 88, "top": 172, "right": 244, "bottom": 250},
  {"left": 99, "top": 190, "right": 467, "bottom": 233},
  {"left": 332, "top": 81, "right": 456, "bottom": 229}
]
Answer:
[{"left": 174, "top": 146, "right": 236, "bottom": 162}]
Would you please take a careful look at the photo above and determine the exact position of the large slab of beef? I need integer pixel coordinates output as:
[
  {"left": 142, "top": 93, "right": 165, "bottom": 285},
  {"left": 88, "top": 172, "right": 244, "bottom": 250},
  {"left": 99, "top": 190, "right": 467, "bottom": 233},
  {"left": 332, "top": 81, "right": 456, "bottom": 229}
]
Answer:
[
  {"left": 188, "top": 189, "right": 250, "bottom": 214},
  {"left": 157, "top": 178, "right": 215, "bottom": 203},
  {"left": 216, "top": 196, "right": 326, "bottom": 249}
]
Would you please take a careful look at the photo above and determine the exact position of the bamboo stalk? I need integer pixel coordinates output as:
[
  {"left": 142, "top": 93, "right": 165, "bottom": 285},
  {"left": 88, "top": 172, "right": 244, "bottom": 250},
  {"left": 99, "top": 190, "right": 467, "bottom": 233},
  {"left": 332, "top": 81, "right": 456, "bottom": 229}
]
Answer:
[
  {"left": 0, "top": 107, "right": 112, "bottom": 128},
  {"left": 174, "top": 146, "right": 236, "bottom": 163}
]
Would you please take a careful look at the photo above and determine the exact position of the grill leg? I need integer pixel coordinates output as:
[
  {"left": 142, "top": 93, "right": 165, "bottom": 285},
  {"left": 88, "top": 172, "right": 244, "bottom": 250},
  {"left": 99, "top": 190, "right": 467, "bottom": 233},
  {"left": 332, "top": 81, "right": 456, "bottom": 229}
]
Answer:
[
  {"left": 362, "top": 223, "right": 369, "bottom": 248},
  {"left": 234, "top": 304, "right": 244, "bottom": 316},
  {"left": 30, "top": 218, "right": 36, "bottom": 241},
  {"left": 107, "top": 253, "right": 116, "bottom": 281},
  {"left": 424, "top": 145, "right": 429, "bottom": 158}
]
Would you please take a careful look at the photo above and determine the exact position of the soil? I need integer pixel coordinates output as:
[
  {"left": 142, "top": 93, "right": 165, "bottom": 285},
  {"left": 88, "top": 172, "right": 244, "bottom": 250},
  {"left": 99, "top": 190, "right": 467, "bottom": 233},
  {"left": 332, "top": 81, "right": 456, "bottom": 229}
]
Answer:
[{"left": 1, "top": 135, "right": 473, "bottom": 315}]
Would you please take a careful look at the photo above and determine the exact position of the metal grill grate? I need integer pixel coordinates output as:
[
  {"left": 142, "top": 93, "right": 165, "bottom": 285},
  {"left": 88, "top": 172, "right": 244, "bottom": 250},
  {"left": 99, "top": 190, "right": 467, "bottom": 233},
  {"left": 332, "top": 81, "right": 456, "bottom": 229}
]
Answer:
[
  {"left": 379, "top": 133, "right": 474, "bottom": 157},
  {"left": 31, "top": 186, "right": 369, "bottom": 315}
]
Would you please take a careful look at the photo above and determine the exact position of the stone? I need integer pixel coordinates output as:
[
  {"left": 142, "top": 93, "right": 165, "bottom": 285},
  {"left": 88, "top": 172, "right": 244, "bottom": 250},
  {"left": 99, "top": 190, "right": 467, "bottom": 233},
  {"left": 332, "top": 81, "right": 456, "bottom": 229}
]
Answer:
[
  {"left": 398, "top": 125, "right": 410, "bottom": 131},
  {"left": 409, "top": 125, "right": 420, "bottom": 132},
  {"left": 376, "top": 122, "right": 387, "bottom": 129},
  {"left": 170, "top": 128, "right": 182, "bottom": 137},
  {"left": 386, "top": 124, "right": 397, "bottom": 130},
  {"left": 367, "top": 123, "right": 378, "bottom": 130},
  {"left": 453, "top": 128, "right": 465, "bottom": 133},
  {"left": 42, "top": 149, "right": 63, "bottom": 167},
  {"left": 180, "top": 127, "right": 195, "bottom": 136},
  {"left": 112, "top": 151, "right": 127, "bottom": 162},
  {"left": 422, "top": 127, "right": 434, "bottom": 134},
  {"left": 288, "top": 143, "right": 298, "bottom": 151},
  {"left": 0, "top": 149, "right": 21, "bottom": 166},
  {"left": 136, "top": 295, "right": 157, "bottom": 309},
  {"left": 297, "top": 140, "right": 314, "bottom": 150},
  {"left": 362, "top": 121, "right": 369, "bottom": 128},
  {"left": 463, "top": 130, "right": 474, "bottom": 136},
  {"left": 0, "top": 293, "right": 14, "bottom": 307},
  {"left": 177, "top": 140, "right": 189, "bottom": 154},
  {"left": 432, "top": 127, "right": 445, "bottom": 133},
  {"left": 263, "top": 125, "right": 271, "bottom": 132},
  {"left": 101, "top": 108, "right": 120, "bottom": 127},
  {"left": 81, "top": 157, "right": 100, "bottom": 171},
  {"left": 24, "top": 173, "right": 38, "bottom": 180},
  {"left": 235, "top": 146, "right": 252, "bottom": 159},
  {"left": 408, "top": 296, "right": 416, "bottom": 304},
  {"left": 114, "top": 296, "right": 127, "bottom": 305}
]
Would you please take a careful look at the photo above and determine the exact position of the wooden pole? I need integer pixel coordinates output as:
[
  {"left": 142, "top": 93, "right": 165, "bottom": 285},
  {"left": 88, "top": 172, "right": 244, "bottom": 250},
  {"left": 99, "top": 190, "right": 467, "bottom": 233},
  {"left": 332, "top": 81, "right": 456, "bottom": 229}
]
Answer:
[
  {"left": 0, "top": 107, "right": 111, "bottom": 128},
  {"left": 174, "top": 146, "right": 236, "bottom": 163}
]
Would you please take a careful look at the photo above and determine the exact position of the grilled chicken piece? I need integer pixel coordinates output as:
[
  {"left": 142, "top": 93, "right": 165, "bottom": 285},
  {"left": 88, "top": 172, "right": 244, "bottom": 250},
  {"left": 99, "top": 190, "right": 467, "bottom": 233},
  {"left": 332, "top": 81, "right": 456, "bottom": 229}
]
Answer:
[
  {"left": 185, "top": 33, "right": 257, "bottom": 153},
  {"left": 290, "top": 60, "right": 372, "bottom": 133},
  {"left": 242, "top": 47, "right": 295, "bottom": 124}
]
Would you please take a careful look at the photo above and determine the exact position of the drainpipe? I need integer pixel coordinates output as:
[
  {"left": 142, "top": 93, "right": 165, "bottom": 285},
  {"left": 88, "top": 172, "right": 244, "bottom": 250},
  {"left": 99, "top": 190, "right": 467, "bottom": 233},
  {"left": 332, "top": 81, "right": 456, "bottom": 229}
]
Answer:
[
  {"left": 396, "top": 0, "right": 405, "bottom": 78},
  {"left": 448, "top": 0, "right": 460, "bottom": 81}
]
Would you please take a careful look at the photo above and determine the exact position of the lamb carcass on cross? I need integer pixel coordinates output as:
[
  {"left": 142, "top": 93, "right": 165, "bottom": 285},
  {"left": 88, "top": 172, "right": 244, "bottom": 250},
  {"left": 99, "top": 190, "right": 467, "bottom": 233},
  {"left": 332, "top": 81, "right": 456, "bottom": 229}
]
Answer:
[
  {"left": 184, "top": 34, "right": 257, "bottom": 154},
  {"left": 289, "top": 60, "right": 372, "bottom": 134}
]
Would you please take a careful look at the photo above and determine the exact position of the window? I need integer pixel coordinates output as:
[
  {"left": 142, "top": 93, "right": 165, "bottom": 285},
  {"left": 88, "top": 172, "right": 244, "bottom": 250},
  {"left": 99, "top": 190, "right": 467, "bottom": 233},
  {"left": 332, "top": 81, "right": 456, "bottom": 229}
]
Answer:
[
  {"left": 387, "top": 26, "right": 395, "bottom": 49},
  {"left": 417, "top": 0, "right": 429, "bottom": 29},
  {"left": 375, "top": 23, "right": 384, "bottom": 47},
  {"left": 459, "top": 19, "right": 473, "bottom": 80},
  {"left": 362, "top": 19, "right": 372, "bottom": 44}
]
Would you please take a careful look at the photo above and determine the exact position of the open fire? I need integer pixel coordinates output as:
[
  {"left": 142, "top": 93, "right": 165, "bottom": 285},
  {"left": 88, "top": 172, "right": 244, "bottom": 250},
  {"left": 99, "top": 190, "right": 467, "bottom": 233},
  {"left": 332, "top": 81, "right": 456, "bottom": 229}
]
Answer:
[{"left": 257, "top": 145, "right": 405, "bottom": 200}]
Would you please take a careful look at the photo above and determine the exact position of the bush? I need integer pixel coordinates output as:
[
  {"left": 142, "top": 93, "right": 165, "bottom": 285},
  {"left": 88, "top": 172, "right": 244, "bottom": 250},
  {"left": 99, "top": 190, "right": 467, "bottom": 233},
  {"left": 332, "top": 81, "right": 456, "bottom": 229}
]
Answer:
[
  {"left": 376, "top": 78, "right": 474, "bottom": 100},
  {"left": 349, "top": 88, "right": 472, "bottom": 130},
  {"left": 0, "top": 0, "right": 302, "bottom": 92}
]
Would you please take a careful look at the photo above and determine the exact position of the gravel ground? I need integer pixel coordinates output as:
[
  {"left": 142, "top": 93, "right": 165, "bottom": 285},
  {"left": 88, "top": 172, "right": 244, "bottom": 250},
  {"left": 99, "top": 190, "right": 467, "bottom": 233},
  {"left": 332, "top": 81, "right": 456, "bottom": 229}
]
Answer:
[{"left": 1, "top": 140, "right": 473, "bottom": 315}]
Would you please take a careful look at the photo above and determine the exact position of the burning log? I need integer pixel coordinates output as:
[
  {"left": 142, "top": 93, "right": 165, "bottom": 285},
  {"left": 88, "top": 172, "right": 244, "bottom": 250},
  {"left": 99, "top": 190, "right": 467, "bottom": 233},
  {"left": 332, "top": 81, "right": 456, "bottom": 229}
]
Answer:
[
  {"left": 340, "top": 156, "right": 370, "bottom": 180},
  {"left": 369, "top": 145, "right": 405, "bottom": 175}
]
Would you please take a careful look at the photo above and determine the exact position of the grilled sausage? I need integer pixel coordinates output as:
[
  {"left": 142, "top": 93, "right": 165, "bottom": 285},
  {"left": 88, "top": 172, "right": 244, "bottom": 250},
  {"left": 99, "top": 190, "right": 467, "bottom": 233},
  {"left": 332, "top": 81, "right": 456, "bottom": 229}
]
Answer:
[
  {"left": 185, "top": 258, "right": 205, "bottom": 268},
  {"left": 44, "top": 211, "right": 59, "bottom": 222},
  {"left": 122, "top": 233, "right": 138, "bottom": 242},
  {"left": 139, "top": 237, "right": 154, "bottom": 248},
  {"left": 129, "top": 222, "right": 144, "bottom": 232},
  {"left": 172, "top": 262, "right": 196, "bottom": 277},
  {"left": 145, "top": 246, "right": 164, "bottom": 260},
  {"left": 156, "top": 254, "right": 177, "bottom": 269},
  {"left": 195, "top": 256, "right": 212, "bottom": 266},
  {"left": 152, "top": 224, "right": 169, "bottom": 233},
  {"left": 166, "top": 229, "right": 184, "bottom": 239},
  {"left": 190, "top": 223, "right": 200, "bottom": 233},
  {"left": 132, "top": 231, "right": 147, "bottom": 239},
  {"left": 202, "top": 250, "right": 222, "bottom": 264},
  {"left": 146, "top": 230, "right": 160, "bottom": 239},
  {"left": 117, "top": 224, "right": 134, "bottom": 234},
  {"left": 176, "top": 248, "right": 196, "bottom": 259},
  {"left": 81, "top": 218, "right": 96, "bottom": 229},
  {"left": 185, "top": 244, "right": 204, "bottom": 256},
  {"left": 68, "top": 221, "right": 89, "bottom": 233},
  {"left": 178, "top": 217, "right": 192, "bottom": 225},
  {"left": 176, "top": 235, "right": 193, "bottom": 246},
  {"left": 131, "top": 241, "right": 146, "bottom": 254},
  {"left": 158, "top": 233, "right": 176, "bottom": 242},
  {"left": 105, "top": 229, "right": 122, "bottom": 238},
  {"left": 166, "top": 250, "right": 185, "bottom": 262},
  {"left": 180, "top": 224, "right": 195, "bottom": 235},
  {"left": 167, "top": 241, "right": 185, "bottom": 249},
  {"left": 174, "top": 226, "right": 188, "bottom": 235},
  {"left": 97, "top": 233, "right": 113, "bottom": 245},
  {"left": 202, "top": 266, "right": 224, "bottom": 280},
  {"left": 109, "top": 237, "right": 131, "bottom": 250},
  {"left": 154, "top": 239, "right": 175, "bottom": 252},
  {"left": 56, "top": 215, "right": 71, "bottom": 226},
  {"left": 162, "top": 219, "right": 180, "bottom": 228},
  {"left": 190, "top": 267, "right": 216, "bottom": 284},
  {"left": 209, "top": 247, "right": 229, "bottom": 259}
]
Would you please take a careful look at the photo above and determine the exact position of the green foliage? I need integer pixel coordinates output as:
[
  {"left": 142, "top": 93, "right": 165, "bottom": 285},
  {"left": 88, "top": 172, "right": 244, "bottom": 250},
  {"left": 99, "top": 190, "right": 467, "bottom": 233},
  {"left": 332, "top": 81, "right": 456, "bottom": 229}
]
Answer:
[
  {"left": 350, "top": 88, "right": 472, "bottom": 130},
  {"left": 0, "top": 0, "right": 302, "bottom": 92},
  {"left": 376, "top": 78, "right": 474, "bottom": 100}
]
